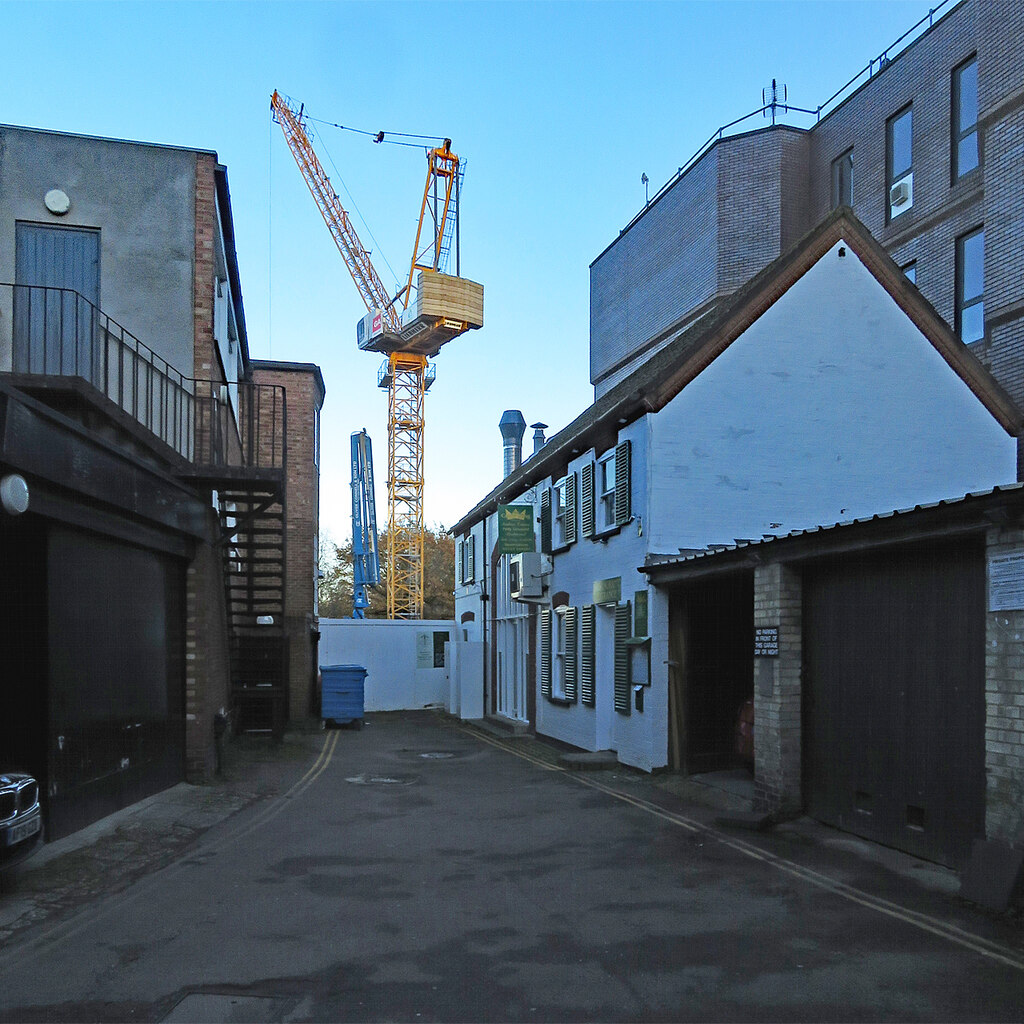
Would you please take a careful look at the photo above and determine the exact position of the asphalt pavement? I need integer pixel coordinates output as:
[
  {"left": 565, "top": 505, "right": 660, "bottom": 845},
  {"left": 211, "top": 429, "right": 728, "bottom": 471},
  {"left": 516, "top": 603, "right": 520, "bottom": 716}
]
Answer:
[{"left": 1, "top": 711, "right": 1023, "bottom": 1022}]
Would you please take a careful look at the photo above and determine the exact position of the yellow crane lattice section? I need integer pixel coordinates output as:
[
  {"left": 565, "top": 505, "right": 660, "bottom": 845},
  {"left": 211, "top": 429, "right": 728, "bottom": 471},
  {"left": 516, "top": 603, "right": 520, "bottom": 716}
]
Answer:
[{"left": 387, "top": 353, "right": 427, "bottom": 618}]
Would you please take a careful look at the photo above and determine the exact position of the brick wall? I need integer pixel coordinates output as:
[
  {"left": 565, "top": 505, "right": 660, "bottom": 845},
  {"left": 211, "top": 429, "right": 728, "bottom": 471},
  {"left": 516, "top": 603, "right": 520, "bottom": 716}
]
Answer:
[
  {"left": 590, "top": 147, "right": 719, "bottom": 393},
  {"left": 184, "top": 508, "right": 231, "bottom": 781},
  {"left": 251, "top": 362, "right": 324, "bottom": 721},
  {"left": 591, "top": 0, "right": 1024, "bottom": 414},
  {"left": 753, "top": 562, "right": 802, "bottom": 815},
  {"left": 984, "top": 524, "right": 1024, "bottom": 843},
  {"left": 193, "top": 153, "right": 219, "bottom": 382}
]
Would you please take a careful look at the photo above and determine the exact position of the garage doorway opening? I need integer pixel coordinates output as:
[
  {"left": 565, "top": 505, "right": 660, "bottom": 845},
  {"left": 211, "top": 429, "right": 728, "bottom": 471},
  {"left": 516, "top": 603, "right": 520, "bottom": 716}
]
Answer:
[{"left": 668, "top": 571, "right": 754, "bottom": 774}]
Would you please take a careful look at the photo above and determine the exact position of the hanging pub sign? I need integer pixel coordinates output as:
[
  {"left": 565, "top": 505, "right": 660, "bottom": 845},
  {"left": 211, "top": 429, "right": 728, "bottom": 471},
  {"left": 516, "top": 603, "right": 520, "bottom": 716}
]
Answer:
[{"left": 498, "top": 504, "right": 536, "bottom": 554}]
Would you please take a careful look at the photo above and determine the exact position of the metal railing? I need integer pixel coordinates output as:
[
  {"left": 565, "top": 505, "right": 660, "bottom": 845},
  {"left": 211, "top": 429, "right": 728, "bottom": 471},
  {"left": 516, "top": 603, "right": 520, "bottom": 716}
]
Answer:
[
  {"left": 630, "top": 0, "right": 959, "bottom": 233},
  {"left": 0, "top": 282, "right": 285, "bottom": 474}
]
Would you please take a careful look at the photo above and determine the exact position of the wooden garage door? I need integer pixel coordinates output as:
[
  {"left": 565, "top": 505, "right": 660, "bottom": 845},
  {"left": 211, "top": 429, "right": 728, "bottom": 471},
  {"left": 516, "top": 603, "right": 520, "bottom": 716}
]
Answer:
[{"left": 803, "top": 539, "right": 985, "bottom": 868}]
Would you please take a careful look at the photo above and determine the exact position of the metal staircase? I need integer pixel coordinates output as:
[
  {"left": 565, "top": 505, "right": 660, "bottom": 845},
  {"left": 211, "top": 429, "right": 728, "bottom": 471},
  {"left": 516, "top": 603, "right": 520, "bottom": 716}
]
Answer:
[
  {"left": 218, "top": 485, "right": 288, "bottom": 736},
  {"left": 188, "top": 381, "right": 289, "bottom": 738},
  {"left": 2, "top": 282, "right": 291, "bottom": 738}
]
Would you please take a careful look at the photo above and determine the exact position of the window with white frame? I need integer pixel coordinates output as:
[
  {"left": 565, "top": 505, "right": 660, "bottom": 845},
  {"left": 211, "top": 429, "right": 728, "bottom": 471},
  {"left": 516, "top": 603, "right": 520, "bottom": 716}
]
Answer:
[
  {"left": 886, "top": 105, "right": 913, "bottom": 221},
  {"left": 553, "top": 608, "right": 567, "bottom": 699},
  {"left": 554, "top": 477, "right": 568, "bottom": 545},
  {"left": 552, "top": 475, "right": 577, "bottom": 548},
  {"left": 598, "top": 450, "right": 616, "bottom": 531}
]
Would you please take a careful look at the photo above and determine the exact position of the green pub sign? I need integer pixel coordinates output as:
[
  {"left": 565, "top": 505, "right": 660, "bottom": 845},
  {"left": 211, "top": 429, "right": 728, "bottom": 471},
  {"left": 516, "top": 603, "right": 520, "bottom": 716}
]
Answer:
[
  {"left": 593, "top": 576, "right": 622, "bottom": 605},
  {"left": 498, "top": 504, "right": 536, "bottom": 554}
]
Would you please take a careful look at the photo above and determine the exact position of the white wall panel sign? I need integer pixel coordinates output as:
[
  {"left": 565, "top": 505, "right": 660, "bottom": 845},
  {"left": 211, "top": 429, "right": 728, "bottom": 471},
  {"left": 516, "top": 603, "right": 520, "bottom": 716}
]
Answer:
[{"left": 988, "top": 550, "right": 1024, "bottom": 610}]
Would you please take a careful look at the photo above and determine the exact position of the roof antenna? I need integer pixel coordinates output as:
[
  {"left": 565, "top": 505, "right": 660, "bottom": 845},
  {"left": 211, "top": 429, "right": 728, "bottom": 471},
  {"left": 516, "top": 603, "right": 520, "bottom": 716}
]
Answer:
[
  {"left": 762, "top": 79, "right": 788, "bottom": 125},
  {"left": 641, "top": 172, "right": 649, "bottom": 206}
]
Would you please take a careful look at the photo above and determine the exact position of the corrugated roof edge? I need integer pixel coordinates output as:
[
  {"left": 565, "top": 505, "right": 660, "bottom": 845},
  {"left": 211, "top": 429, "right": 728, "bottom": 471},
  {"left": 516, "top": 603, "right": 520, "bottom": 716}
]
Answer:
[
  {"left": 640, "top": 482, "right": 1024, "bottom": 575},
  {"left": 450, "top": 206, "right": 1024, "bottom": 537}
]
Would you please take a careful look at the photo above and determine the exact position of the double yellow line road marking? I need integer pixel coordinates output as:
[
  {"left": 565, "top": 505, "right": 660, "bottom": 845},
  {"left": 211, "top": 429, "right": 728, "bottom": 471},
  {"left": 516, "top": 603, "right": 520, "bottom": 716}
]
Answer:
[{"left": 462, "top": 722, "right": 1024, "bottom": 973}]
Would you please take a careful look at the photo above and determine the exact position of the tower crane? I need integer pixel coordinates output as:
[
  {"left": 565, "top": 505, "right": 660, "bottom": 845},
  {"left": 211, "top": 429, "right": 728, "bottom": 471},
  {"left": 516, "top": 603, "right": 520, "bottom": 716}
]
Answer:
[
  {"left": 271, "top": 91, "right": 483, "bottom": 618},
  {"left": 350, "top": 429, "right": 379, "bottom": 618}
]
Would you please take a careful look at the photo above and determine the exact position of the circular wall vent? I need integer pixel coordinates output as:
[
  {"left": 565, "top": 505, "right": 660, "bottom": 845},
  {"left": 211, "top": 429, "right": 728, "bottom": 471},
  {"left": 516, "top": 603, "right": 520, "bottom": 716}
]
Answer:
[{"left": 44, "top": 189, "right": 71, "bottom": 215}]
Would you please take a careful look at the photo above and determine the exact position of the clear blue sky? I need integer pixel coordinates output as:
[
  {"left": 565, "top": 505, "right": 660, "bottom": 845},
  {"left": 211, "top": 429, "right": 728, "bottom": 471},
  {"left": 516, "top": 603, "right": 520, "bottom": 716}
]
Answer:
[{"left": 6, "top": 0, "right": 939, "bottom": 543}]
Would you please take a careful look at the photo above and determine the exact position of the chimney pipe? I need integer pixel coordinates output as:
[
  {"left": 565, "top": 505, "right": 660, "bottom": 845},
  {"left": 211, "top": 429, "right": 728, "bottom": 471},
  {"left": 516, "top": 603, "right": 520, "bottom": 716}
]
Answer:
[
  {"left": 530, "top": 422, "right": 548, "bottom": 456},
  {"left": 499, "top": 410, "right": 527, "bottom": 478}
]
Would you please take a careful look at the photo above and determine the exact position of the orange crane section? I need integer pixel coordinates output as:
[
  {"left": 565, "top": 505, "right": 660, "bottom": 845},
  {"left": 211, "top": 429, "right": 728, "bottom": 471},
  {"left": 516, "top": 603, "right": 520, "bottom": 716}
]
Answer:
[
  {"left": 271, "top": 91, "right": 483, "bottom": 619},
  {"left": 270, "top": 91, "right": 402, "bottom": 334}
]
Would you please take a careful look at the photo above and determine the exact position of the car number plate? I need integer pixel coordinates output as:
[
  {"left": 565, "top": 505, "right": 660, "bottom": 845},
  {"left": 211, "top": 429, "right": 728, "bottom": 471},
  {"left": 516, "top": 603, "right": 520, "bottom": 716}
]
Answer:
[{"left": 6, "top": 814, "right": 41, "bottom": 846}]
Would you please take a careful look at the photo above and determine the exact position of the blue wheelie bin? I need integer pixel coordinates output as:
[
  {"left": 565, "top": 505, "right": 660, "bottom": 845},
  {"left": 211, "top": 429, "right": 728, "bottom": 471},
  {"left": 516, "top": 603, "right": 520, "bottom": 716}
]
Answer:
[{"left": 320, "top": 664, "right": 367, "bottom": 727}]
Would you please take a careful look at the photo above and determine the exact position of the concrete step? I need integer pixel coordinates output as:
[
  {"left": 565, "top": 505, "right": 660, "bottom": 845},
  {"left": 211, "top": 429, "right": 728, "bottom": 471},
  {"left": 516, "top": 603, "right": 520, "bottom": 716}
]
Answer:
[
  {"left": 475, "top": 716, "right": 531, "bottom": 741},
  {"left": 558, "top": 750, "right": 618, "bottom": 771}
]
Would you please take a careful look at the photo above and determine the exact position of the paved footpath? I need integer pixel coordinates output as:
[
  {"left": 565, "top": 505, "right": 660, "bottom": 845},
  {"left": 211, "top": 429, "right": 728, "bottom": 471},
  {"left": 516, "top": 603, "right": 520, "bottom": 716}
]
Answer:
[{"left": 1, "top": 711, "right": 1023, "bottom": 1022}]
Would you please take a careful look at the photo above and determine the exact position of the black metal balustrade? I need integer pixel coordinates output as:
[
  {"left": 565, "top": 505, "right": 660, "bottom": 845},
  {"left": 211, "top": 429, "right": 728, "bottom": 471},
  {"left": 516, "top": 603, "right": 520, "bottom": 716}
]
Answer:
[{"left": 1, "top": 283, "right": 285, "bottom": 475}]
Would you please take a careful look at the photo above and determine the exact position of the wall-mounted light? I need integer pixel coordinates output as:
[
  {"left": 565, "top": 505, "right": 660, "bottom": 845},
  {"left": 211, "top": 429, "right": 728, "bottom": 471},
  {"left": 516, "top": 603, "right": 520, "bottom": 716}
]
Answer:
[{"left": 1, "top": 474, "right": 29, "bottom": 515}]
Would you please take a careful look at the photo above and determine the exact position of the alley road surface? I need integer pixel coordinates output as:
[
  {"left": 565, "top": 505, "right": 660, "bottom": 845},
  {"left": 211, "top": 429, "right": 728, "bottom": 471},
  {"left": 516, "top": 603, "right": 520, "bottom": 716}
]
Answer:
[{"left": 2, "top": 711, "right": 1024, "bottom": 1022}]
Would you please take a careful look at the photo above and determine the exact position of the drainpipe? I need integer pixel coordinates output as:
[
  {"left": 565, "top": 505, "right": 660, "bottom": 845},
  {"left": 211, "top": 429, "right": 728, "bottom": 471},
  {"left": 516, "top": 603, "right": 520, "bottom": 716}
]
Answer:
[{"left": 481, "top": 514, "right": 488, "bottom": 714}]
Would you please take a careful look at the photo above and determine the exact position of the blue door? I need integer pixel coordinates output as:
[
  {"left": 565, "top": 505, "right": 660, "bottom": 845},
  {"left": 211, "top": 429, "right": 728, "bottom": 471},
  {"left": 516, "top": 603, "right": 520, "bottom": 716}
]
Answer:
[{"left": 14, "top": 223, "right": 100, "bottom": 378}]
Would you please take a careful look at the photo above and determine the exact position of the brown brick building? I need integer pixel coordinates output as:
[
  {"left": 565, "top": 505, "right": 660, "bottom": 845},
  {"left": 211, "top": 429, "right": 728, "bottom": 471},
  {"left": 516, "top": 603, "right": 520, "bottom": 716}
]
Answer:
[{"left": 251, "top": 360, "right": 326, "bottom": 722}]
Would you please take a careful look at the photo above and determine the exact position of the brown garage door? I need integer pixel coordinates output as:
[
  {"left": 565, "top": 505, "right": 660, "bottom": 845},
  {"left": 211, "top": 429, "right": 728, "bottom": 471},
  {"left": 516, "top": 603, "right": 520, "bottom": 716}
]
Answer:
[{"left": 803, "top": 539, "right": 985, "bottom": 868}]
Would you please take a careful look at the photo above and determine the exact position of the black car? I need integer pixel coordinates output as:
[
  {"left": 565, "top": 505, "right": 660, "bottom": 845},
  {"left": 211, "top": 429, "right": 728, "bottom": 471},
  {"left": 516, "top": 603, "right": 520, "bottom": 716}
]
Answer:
[{"left": 0, "top": 771, "right": 43, "bottom": 873}]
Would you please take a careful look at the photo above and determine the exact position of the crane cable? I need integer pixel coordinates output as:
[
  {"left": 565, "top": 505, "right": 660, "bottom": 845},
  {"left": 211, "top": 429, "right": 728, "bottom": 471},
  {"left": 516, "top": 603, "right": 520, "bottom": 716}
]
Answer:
[
  {"left": 306, "top": 113, "right": 446, "bottom": 149},
  {"left": 306, "top": 120, "right": 404, "bottom": 294}
]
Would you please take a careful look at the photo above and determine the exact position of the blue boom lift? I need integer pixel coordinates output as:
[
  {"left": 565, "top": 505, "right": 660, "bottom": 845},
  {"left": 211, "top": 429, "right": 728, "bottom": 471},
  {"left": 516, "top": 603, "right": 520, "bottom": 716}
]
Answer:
[{"left": 350, "top": 429, "right": 380, "bottom": 617}]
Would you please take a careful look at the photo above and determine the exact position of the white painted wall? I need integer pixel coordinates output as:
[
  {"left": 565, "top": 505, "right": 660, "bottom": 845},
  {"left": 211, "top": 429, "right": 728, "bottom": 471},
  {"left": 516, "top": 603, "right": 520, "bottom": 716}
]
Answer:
[
  {"left": 453, "top": 237, "right": 1018, "bottom": 774},
  {"left": 319, "top": 619, "right": 456, "bottom": 713},
  {"left": 447, "top": 641, "right": 484, "bottom": 719},
  {"left": 453, "top": 515, "right": 490, "bottom": 646},
  {"left": 648, "top": 241, "right": 1018, "bottom": 552},
  {"left": 532, "top": 417, "right": 669, "bottom": 772}
]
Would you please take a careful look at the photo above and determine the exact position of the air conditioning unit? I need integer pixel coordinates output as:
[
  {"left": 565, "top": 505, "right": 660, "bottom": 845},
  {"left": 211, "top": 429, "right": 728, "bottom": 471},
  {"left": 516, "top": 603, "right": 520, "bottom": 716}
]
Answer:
[
  {"left": 889, "top": 178, "right": 911, "bottom": 208},
  {"left": 509, "top": 552, "right": 543, "bottom": 600}
]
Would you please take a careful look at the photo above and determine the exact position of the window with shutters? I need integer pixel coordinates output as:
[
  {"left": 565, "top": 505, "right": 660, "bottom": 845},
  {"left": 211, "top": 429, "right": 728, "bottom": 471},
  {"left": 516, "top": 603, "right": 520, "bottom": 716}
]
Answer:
[
  {"left": 581, "top": 462, "right": 595, "bottom": 539},
  {"left": 613, "top": 601, "right": 632, "bottom": 715},
  {"left": 598, "top": 451, "right": 616, "bottom": 531},
  {"left": 540, "top": 608, "right": 552, "bottom": 698},
  {"left": 460, "top": 533, "right": 475, "bottom": 583},
  {"left": 552, "top": 474, "right": 577, "bottom": 549},
  {"left": 564, "top": 607, "right": 578, "bottom": 701},
  {"left": 580, "top": 604, "right": 596, "bottom": 706},
  {"left": 542, "top": 604, "right": 577, "bottom": 703},
  {"left": 540, "top": 489, "right": 552, "bottom": 554},
  {"left": 613, "top": 440, "right": 631, "bottom": 527},
  {"left": 554, "top": 609, "right": 567, "bottom": 698}
]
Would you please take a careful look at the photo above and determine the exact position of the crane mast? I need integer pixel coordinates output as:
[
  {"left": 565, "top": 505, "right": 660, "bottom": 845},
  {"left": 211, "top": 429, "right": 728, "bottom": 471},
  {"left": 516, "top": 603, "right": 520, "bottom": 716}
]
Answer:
[
  {"left": 272, "top": 90, "right": 483, "bottom": 619},
  {"left": 350, "top": 429, "right": 380, "bottom": 618}
]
